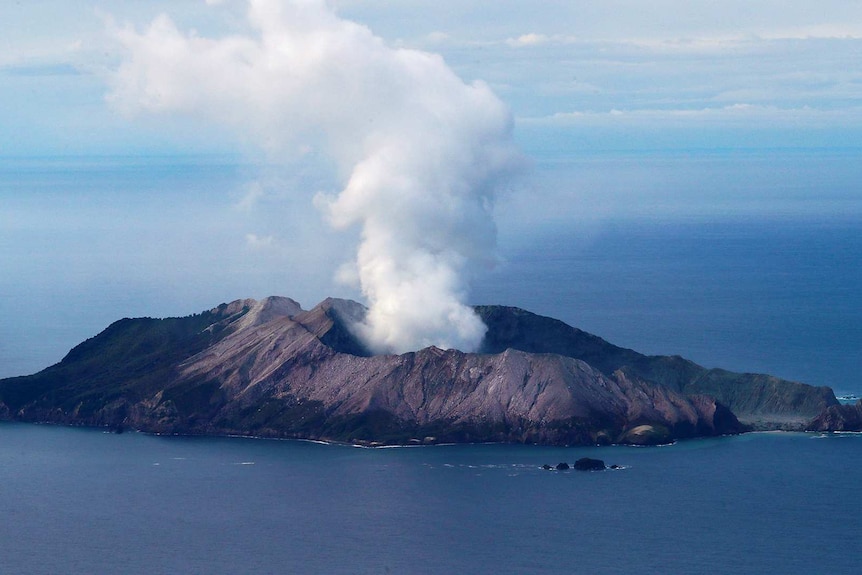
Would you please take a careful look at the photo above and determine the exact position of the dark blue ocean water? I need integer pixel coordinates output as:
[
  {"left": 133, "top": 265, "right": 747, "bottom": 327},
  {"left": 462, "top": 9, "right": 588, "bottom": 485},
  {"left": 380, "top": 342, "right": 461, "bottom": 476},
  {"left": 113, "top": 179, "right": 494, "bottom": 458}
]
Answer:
[{"left": 1, "top": 422, "right": 860, "bottom": 575}]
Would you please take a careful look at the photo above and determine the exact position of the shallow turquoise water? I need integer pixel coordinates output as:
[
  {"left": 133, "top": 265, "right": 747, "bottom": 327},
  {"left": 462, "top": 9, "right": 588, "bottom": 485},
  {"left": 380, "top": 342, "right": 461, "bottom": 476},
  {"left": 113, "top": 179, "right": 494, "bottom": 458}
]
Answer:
[{"left": 1, "top": 423, "right": 859, "bottom": 574}]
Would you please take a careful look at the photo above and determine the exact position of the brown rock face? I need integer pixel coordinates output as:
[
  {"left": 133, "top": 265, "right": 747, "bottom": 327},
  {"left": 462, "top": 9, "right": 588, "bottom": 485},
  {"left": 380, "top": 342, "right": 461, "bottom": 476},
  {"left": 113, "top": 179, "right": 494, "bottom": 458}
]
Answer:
[
  {"left": 120, "top": 297, "right": 745, "bottom": 444},
  {"left": 2, "top": 295, "right": 836, "bottom": 445},
  {"left": 474, "top": 305, "right": 837, "bottom": 429},
  {"left": 807, "top": 401, "right": 862, "bottom": 432}
]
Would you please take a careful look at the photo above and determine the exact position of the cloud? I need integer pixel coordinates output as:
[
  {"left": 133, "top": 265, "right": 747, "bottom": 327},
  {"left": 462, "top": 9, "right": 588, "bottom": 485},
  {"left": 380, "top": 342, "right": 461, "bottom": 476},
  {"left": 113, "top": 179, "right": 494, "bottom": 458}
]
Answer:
[
  {"left": 423, "top": 31, "right": 450, "bottom": 45},
  {"left": 506, "top": 33, "right": 554, "bottom": 47},
  {"left": 525, "top": 104, "right": 862, "bottom": 128},
  {"left": 235, "top": 180, "right": 266, "bottom": 212},
  {"left": 109, "top": 0, "right": 522, "bottom": 354},
  {"left": 245, "top": 233, "right": 276, "bottom": 250}
]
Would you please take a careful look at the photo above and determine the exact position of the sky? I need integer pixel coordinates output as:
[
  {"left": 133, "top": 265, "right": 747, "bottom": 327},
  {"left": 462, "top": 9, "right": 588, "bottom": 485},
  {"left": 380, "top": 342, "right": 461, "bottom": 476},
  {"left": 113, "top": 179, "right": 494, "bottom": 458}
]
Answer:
[
  {"left": 2, "top": 1, "right": 862, "bottom": 157},
  {"left": 1, "top": 0, "right": 861, "bottom": 377}
]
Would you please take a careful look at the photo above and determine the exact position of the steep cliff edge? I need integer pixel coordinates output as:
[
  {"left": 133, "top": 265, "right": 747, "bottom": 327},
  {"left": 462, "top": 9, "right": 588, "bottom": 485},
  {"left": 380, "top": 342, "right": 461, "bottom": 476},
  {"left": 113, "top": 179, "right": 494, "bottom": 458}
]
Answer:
[
  {"left": 0, "top": 296, "right": 838, "bottom": 444},
  {"left": 475, "top": 305, "right": 837, "bottom": 428},
  {"left": 807, "top": 401, "right": 862, "bottom": 432}
]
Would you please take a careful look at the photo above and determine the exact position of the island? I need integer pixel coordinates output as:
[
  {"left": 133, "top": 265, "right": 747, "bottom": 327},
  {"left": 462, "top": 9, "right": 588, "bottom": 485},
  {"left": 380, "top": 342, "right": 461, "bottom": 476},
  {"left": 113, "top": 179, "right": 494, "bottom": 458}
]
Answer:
[{"left": 0, "top": 296, "right": 850, "bottom": 446}]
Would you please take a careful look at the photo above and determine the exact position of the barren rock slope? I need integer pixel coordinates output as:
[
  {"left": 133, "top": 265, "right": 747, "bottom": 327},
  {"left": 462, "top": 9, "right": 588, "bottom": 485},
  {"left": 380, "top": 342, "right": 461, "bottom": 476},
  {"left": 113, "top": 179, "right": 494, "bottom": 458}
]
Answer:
[{"left": 0, "top": 296, "right": 838, "bottom": 445}]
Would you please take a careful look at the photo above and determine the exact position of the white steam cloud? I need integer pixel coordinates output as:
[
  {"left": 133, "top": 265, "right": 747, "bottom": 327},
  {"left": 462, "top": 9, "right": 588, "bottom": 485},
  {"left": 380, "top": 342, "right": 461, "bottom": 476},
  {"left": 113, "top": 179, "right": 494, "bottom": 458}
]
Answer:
[{"left": 108, "top": 0, "right": 520, "bottom": 354}]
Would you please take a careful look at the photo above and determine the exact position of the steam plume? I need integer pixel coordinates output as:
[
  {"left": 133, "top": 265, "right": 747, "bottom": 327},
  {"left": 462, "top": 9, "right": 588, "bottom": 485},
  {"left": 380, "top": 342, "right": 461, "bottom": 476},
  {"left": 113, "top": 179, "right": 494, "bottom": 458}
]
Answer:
[{"left": 109, "top": 0, "right": 520, "bottom": 353}]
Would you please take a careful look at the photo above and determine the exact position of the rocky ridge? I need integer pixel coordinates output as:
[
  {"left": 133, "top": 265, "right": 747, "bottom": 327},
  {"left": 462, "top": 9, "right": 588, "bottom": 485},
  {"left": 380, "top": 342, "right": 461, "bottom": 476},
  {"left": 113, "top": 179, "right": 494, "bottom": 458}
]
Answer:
[{"left": 0, "top": 296, "right": 844, "bottom": 445}]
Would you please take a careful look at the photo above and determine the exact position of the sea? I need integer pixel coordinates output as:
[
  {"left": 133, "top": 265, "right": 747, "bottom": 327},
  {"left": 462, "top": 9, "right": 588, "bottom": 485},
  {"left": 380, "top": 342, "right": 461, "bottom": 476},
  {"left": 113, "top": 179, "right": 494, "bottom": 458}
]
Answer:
[
  {"left": 2, "top": 153, "right": 861, "bottom": 573},
  {"left": 0, "top": 423, "right": 860, "bottom": 575}
]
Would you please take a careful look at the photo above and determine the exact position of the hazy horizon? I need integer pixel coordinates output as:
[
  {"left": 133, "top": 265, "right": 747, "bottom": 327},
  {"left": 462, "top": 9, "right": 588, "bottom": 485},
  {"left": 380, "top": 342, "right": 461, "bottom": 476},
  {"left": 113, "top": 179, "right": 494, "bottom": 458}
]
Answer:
[{"left": 2, "top": 1, "right": 861, "bottom": 379}]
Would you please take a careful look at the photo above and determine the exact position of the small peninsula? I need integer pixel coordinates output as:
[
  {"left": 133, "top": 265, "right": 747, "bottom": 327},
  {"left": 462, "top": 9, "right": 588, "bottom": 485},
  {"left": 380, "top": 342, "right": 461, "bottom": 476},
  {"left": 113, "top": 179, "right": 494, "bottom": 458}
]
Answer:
[{"left": 0, "top": 296, "right": 847, "bottom": 445}]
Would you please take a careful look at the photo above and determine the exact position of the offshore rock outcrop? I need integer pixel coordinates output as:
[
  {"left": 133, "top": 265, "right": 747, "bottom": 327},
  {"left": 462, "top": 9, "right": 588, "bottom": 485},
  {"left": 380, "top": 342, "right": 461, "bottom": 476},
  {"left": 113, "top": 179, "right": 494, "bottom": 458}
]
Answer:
[{"left": 0, "top": 296, "right": 839, "bottom": 445}]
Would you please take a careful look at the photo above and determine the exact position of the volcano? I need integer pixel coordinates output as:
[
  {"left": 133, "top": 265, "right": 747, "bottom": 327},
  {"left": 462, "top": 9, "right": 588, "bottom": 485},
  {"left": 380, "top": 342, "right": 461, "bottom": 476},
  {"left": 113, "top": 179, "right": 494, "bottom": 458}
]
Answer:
[{"left": 0, "top": 296, "right": 840, "bottom": 445}]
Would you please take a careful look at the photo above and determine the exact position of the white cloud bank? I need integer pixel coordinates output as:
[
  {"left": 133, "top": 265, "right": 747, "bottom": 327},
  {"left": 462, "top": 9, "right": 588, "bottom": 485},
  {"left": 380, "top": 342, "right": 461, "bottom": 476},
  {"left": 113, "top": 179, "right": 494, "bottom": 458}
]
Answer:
[
  {"left": 108, "top": 0, "right": 521, "bottom": 354},
  {"left": 524, "top": 104, "right": 862, "bottom": 128}
]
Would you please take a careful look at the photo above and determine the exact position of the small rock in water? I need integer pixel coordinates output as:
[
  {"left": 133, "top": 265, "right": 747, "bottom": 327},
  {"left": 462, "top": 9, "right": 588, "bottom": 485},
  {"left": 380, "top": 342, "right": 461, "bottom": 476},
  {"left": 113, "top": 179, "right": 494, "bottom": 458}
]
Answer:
[
  {"left": 555, "top": 462, "right": 570, "bottom": 470},
  {"left": 573, "top": 457, "right": 606, "bottom": 471}
]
